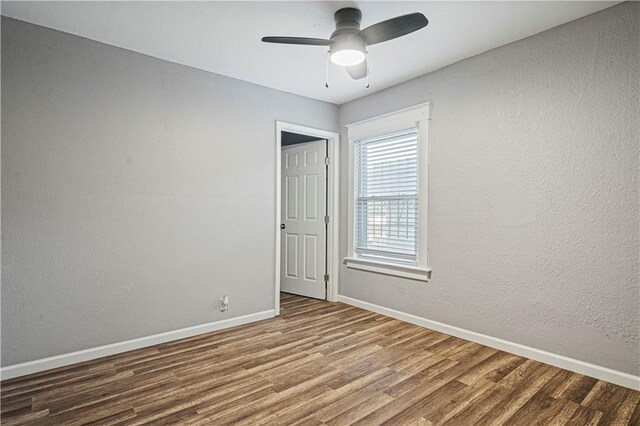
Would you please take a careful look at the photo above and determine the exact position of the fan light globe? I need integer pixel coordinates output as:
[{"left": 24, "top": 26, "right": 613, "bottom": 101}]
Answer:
[
  {"left": 329, "top": 34, "right": 366, "bottom": 67},
  {"left": 330, "top": 49, "right": 365, "bottom": 66}
]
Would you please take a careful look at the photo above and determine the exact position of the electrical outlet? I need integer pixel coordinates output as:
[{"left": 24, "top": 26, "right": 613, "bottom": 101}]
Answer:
[{"left": 219, "top": 295, "right": 229, "bottom": 312}]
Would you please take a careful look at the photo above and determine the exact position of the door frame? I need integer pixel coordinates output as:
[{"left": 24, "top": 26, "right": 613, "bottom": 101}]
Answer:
[{"left": 275, "top": 121, "right": 340, "bottom": 316}]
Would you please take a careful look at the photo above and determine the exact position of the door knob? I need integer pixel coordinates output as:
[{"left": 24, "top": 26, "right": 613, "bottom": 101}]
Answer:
[{"left": 280, "top": 223, "right": 286, "bottom": 230}]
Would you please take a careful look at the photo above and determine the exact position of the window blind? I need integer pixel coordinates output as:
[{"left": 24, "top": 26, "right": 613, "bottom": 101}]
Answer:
[{"left": 354, "top": 128, "right": 419, "bottom": 264}]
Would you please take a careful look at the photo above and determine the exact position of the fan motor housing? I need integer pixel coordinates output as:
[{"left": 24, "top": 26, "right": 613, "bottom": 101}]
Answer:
[{"left": 331, "top": 8, "right": 362, "bottom": 38}]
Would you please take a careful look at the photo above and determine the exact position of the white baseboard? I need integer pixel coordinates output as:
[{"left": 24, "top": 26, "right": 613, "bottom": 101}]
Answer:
[
  {"left": 338, "top": 295, "right": 639, "bottom": 391},
  {"left": 1, "top": 310, "right": 275, "bottom": 381}
]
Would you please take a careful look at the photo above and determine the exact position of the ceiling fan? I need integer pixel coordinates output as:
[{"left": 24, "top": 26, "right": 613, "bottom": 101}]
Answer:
[{"left": 261, "top": 7, "right": 428, "bottom": 82}]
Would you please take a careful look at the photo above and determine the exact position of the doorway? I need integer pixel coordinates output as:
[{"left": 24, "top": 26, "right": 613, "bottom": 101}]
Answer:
[
  {"left": 281, "top": 138, "right": 327, "bottom": 299},
  {"left": 275, "top": 122, "right": 339, "bottom": 315}
]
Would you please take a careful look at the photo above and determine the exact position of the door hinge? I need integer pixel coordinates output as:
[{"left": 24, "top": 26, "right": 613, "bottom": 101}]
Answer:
[
  {"left": 324, "top": 274, "right": 329, "bottom": 282},
  {"left": 324, "top": 215, "right": 330, "bottom": 224},
  {"left": 324, "top": 157, "right": 330, "bottom": 166}
]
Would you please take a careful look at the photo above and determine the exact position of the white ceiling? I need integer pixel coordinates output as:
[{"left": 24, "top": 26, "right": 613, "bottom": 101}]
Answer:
[{"left": 2, "top": 1, "right": 618, "bottom": 104}]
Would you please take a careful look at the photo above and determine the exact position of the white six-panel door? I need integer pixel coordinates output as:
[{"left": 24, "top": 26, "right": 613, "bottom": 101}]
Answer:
[{"left": 281, "top": 140, "right": 327, "bottom": 300}]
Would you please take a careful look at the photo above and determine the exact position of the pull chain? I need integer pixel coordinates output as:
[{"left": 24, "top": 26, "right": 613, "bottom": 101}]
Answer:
[
  {"left": 365, "top": 52, "right": 370, "bottom": 89},
  {"left": 325, "top": 50, "right": 330, "bottom": 88}
]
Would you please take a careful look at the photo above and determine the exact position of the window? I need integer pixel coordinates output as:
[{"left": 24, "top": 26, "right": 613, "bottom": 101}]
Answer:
[
  {"left": 354, "top": 129, "right": 419, "bottom": 263},
  {"left": 345, "top": 103, "right": 431, "bottom": 281}
]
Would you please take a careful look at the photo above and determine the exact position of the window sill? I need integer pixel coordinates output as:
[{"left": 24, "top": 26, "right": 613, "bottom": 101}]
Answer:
[{"left": 344, "top": 257, "right": 431, "bottom": 282}]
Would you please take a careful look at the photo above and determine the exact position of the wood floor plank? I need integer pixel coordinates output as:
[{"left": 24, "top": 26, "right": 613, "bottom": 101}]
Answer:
[
  {"left": 2, "top": 293, "right": 637, "bottom": 425},
  {"left": 423, "top": 378, "right": 496, "bottom": 424},
  {"left": 313, "top": 380, "right": 394, "bottom": 423},
  {"left": 565, "top": 404, "right": 604, "bottom": 425},
  {"left": 325, "top": 391, "right": 393, "bottom": 426},
  {"left": 503, "top": 391, "right": 573, "bottom": 425},
  {"left": 546, "top": 400, "right": 582, "bottom": 426},
  {"left": 478, "top": 360, "right": 559, "bottom": 424},
  {"left": 561, "top": 375, "right": 600, "bottom": 404},
  {"left": 441, "top": 382, "right": 513, "bottom": 426},
  {"left": 380, "top": 378, "right": 467, "bottom": 425},
  {"left": 581, "top": 380, "right": 640, "bottom": 425},
  {"left": 456, "top": 350, "right": 523, "bottom": 385}
]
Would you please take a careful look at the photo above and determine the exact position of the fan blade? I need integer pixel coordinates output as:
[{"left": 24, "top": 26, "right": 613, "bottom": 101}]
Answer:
[
  {"left": 346, "top": 59, "right": 367, "bottom": 80},
  {"left": 261, "top": 36, "right": 331, "bottom": 46},
  {"left": 358, "top": 13, "right": 428, "bottom": 46}
]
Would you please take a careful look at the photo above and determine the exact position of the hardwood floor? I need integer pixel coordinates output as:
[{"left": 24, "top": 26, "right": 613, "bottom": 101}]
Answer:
[{"left": 1, "top": 293, "right": 639, "bottom": 425}]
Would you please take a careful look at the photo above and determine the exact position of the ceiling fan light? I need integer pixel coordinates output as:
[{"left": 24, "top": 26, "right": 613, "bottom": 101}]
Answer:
[{"left": 330, "top": 49, "right": 365, "bottom": 66}]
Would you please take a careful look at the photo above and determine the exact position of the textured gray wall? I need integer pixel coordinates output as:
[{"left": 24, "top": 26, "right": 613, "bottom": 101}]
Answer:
[
  {"left": 1, "top": 17, "right": 338, "bottom": 366},
  {"left": 338, "top": 2, "right": 639, "bottom": 375}
]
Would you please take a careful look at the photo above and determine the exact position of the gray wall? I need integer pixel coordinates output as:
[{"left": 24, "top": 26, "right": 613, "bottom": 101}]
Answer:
[
  {"left": 1, "top": 17, "right": 338, "bottom": 366},
  {"left": 338, "top": 2, "right": 639, "bottom": 375}
]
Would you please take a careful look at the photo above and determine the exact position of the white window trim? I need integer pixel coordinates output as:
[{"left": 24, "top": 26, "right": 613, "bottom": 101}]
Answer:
[{"left": 345, "top": 102, "right": 431, "bottom": 282}]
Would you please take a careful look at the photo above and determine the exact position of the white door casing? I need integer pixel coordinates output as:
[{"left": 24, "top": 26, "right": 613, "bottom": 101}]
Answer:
[{"left": 280, "top": 140, "right": 327, "bottom": 299}]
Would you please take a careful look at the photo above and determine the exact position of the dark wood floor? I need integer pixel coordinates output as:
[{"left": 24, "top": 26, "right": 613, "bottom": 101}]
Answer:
[{"left": 1, "top": 293, "right": 639, "bottom": 425}]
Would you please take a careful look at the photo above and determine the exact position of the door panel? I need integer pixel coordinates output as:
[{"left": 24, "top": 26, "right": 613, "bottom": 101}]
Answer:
[
  {"left": 285, "top": 234, "right": 298, "bottom": 278},
  {"left": 304, "top": 234, "right": 318, "bottom": 281},
  {"left": 304, "top": 174, "right": 318, "bottom": 220},
  {"left": 285, "top": 176, "right": 298, "bottom": 220},
  {"left": 281, "top": 139, "right": 327, "bottom": 300}
]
